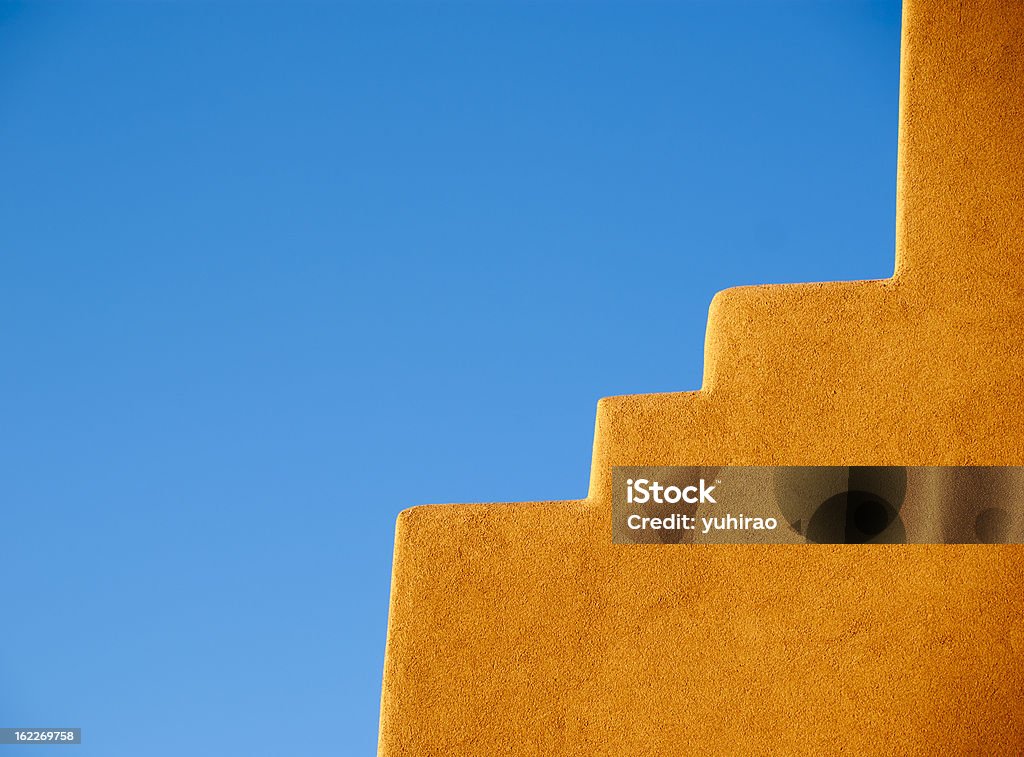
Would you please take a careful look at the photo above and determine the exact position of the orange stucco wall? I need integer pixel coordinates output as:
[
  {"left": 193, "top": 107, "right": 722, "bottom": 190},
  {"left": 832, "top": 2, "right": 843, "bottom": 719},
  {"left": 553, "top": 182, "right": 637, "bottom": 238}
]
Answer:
[{"left": 379, "top": 2, "right": 1024, "bottom": 754}]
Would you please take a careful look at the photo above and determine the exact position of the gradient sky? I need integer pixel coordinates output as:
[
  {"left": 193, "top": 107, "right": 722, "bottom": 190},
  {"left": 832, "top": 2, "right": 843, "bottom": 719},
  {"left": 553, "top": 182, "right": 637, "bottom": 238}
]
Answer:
[{"left": 2, "top": 2, "right": 901, "bottom": 754}]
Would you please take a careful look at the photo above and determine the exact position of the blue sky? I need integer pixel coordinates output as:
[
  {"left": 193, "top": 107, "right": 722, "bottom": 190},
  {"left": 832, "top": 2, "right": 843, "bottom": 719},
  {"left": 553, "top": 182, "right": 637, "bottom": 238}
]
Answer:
[{"left": 1, "top": 2, "right": 900, "bottom": 754}]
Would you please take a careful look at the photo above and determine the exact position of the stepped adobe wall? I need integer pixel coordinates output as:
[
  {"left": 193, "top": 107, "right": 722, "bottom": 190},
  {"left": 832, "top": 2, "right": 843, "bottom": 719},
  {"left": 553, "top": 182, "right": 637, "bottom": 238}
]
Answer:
[{"left": 380, "top": 2, "right": 1024, "bottom": 754}]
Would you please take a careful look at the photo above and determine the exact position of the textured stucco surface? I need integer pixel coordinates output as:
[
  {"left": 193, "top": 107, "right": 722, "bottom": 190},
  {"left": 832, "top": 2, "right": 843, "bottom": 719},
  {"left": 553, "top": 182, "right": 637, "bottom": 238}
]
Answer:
[{"left": 379, "top": 1, "right": 1024, "bottom": 754}]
